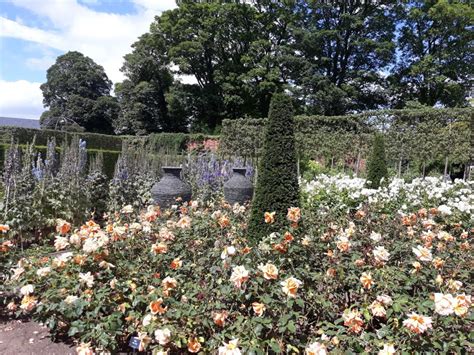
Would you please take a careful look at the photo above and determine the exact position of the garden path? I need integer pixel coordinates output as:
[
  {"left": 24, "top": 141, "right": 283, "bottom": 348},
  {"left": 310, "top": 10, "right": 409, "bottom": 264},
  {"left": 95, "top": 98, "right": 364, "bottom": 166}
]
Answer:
[{"left": 0, "top": 317, "right": 74, "bottom": 355}]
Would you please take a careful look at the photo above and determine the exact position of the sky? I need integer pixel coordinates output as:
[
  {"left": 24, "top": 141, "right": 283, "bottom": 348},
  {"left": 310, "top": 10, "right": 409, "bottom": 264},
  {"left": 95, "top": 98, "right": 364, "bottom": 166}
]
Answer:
[{"left": 0, "top": 0, "right": 177, "bottom": 120}]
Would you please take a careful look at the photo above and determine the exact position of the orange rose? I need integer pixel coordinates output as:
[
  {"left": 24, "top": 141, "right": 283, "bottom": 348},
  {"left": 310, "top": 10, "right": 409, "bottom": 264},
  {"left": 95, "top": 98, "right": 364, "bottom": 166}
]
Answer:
[
  {"left": 264, "top": 212, "right": 275, "bottom": 224},
  {"left": 56, "top": 219, "right": 71, "bottom": 235},
  {"left": 240, "top": 246, "right": 252, "bottom": 255},
  {"left": 258, "top": 263, "right": 279, "bottom": 280},
  {"left": 273, "top": 243, "right": 287, "bottom": 254},
  {"left": 187, "top": 338, "right": 201, "bottom": 353},
  {"left": 151, "top": 243, "right": 168, "bottom": 254},
  {"left": 284, "top": 232, "right": 294, "bottom": 243},
  {"left": 360, "top": 272, "right": 374, "bottom": 289},
  {"left": 212, "top": 311, "right": 228, "bottom": 327},
  {"left": 287, "top": 207, "right": 301, "bottom": 223},
  {"left": 218, "top": 215, "right": 230, "bottom": 228},
  {"left": 170, "top": 258, "right": 183, "bottom": 270},
  {"left": 252, "top": 302, "right": 266, "bottom": 317},
  {"left": 0, "top": 224, "right": 10, "bottom": 233},
  {"left": 149, "top": 299, "right": 167, "bottom": 315}
]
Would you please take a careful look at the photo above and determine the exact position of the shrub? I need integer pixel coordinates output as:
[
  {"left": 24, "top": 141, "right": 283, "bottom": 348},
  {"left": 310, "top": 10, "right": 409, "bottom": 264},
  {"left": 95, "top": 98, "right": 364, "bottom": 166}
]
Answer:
[
  {"left": 248, "top": 94, "right": 299, "bottom": 241},
  {"left": 366, "top": 134, "right": 388, "bottom": 188}
]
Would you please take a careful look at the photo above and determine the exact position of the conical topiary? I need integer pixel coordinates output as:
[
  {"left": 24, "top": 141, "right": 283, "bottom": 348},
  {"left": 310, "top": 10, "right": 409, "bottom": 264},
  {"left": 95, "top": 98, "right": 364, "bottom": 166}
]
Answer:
[
  {"left": 248, "top": 93, "right": 299, "bottom": 241},
  {"left": 366, "top": 134, "right": 388, "bottom": 189}
]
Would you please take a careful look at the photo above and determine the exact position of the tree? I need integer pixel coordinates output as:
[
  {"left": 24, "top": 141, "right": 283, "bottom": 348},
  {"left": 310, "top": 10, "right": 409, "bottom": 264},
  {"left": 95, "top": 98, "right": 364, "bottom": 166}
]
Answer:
[
  {"left": 115, "top": 33, "right": 183, "bottom": 135},
  {"left": 393, "top": 0, "right": 474, "bottom": 107},
  {"left": 248, "top": 93, "right": 300, "bottom": 241},
  {"left": 40, "top": 51, "right": 118, "bottom": 134},
  {"left": 366, "top": 134, "right": 388, "bottom": 189},
  {"left": 155, "top": 1, "right": 265, "bottom": 129},
  {"left": 290, "top": 1, "right": 399, "bottom": 115}
]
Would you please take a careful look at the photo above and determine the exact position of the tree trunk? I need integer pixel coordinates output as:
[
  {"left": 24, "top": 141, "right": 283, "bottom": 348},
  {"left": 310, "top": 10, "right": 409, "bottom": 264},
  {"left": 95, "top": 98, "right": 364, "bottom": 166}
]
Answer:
[
  {"left": 297, "top": 156, "right": 300, "bottom": 178},
  {"left": 422, "top": 161, "right": 426, "bottom": 179},
  {"left": 398, "top": 159, "right": 402, "bottom": 178},
  {"left": 355, "top": 151, "right": 361, "bottom": 177},
  {"left": 443, "top": 156, "right": 449, "bottom": 182}
]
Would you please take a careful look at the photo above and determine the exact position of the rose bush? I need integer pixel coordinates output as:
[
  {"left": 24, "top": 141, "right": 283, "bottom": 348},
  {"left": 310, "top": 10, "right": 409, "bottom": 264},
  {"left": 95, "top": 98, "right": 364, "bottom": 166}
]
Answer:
[{"left": 3, "top": 176, "right": 473, "bottom": 354}]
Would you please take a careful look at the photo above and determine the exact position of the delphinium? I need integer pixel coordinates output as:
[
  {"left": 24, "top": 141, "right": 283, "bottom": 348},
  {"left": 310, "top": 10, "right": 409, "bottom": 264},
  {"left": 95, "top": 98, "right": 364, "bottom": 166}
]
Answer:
[
  {"left": 1, "top": 140, "right": 36, "bottom": 247},
  {"left": 86, "top": 151, "right": 109, "bottom": 219},
  {"left": 108, "top": 141, "right": 159, "bottom": 212},
  {"left": 182, "top": 153, "right": 254, "bottom": 201}
]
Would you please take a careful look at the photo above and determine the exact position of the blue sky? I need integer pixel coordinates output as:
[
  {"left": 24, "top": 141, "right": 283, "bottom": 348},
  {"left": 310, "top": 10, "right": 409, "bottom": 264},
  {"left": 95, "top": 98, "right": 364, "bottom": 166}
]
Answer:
[{"left": 0, "top": 0, "right": 177, "bottom": 119}]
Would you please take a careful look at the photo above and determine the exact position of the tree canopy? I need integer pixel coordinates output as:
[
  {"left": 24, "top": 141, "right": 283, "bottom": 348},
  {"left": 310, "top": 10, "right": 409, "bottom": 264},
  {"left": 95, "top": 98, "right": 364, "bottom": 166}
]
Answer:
[
  {"left": 40, "top": 51, "right": 118, "bottom": 134},
  {"left": 41, "top": 1, "right": 473, "bottom": 134}
]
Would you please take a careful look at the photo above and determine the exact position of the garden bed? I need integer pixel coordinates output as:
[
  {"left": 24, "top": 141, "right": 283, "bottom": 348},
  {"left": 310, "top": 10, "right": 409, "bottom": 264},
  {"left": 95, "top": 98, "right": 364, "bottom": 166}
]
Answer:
[{"left": 1, "top": 176, "right": 472, "bottom": 353}]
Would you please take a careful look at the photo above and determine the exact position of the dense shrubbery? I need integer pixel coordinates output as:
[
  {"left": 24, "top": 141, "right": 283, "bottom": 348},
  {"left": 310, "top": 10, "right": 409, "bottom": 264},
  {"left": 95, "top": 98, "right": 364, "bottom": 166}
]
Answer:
[
  {"left": 1, "top": 174, "right": 472, "bottom": 353},
  {"left": 249, "top": 94, "right": 300, "bottom": 241}
]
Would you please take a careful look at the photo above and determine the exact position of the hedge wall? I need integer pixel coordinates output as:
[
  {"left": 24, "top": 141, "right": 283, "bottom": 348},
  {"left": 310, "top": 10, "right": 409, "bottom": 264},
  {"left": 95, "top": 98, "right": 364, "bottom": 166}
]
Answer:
[
  {"left": 0, "top": 127, "right": 218, "bottom": 154},
  {"left": 0, "top": 143, "right": 120, "bottom": 178},
  {"left": 0, "top": 129, "right": 219, "bottom": 180},
  {"left": 220, "top": 108, "right": 473, "bottom": 173},
  {"left": 0, "top": 127, "right": 126, "bottom": 151}
]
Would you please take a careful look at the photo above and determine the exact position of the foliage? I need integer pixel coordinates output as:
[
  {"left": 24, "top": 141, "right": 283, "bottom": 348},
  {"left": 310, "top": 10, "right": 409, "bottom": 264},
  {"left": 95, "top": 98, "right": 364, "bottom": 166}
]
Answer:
[
  {"left": 114, "top": 32, "right": 187, "bottom": 135},
  {"left": 3, "top": 175, "right": 473, "bottom": 353},
  {"left": 366, "top": 134, "right": 388, "bottom": 189},
  {"left": 0, "top": 126, "right": 125, "bottom": 151},
  {"left": 40, "top": 51, "right": 119, "bottom": 134},
  {"left": 220, "top": 107, "right": 473, "bottom": 178},
  {"left": 107, "top": 142, "right": 160, "bottom": 212},
  {"left": 114, "top": 1, "right": 472, "bottom": 132},
  {"left": 0, "top": 137, "right": 92, "bottom": 246},
  {"left": 249, "top": 94, "right": 299, "bottom": 241},
  {"left": 291, "top": 1, "right": 399, "bottom": 115},
  {"left": 392, "top": 0, "right": 474, "bottom": 107}
]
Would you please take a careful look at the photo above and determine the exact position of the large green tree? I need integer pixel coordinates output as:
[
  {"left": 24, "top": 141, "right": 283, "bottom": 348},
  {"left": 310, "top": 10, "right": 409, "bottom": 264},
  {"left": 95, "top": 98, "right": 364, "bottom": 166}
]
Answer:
[
  {"left": 290, "top": 1, "right": 399, "bottom": 115},
  {"left": 156, "top": 1, "right": 264, "bottom": 129},
  {"left": 393, "top": 0, "right": 473, "bottom": 107},
  {"left": 115, "top": 33, "right": 185, "bottom": 135},
  {"left": 40, "top": 51, "right": 118, "bottom": 133}
]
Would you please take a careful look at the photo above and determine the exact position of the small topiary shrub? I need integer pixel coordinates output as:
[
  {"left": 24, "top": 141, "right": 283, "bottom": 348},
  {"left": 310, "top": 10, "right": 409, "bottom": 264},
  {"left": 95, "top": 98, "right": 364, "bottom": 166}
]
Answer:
[
  {"left": 366, "top": 133, "right": 388, "bottom": 188},
  {"left": 248, "top": 93, "right": 299, "bottom": 241}
]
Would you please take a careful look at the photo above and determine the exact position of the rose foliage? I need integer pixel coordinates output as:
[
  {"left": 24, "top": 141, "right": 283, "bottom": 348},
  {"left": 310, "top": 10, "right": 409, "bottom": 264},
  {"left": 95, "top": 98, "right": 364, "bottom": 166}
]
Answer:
[{"left": 2, "top": 176, "right": 473, "bottom": 354}]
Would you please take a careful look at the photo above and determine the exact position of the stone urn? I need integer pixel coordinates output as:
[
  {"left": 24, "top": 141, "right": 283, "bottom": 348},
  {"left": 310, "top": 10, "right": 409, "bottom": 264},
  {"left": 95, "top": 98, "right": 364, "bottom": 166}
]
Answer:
[
  {"left": 224, "top": 168, "right": 253, "bottom": 205},
  {"left": 151, "top": 167, "right": 192, "bottom": 208}
]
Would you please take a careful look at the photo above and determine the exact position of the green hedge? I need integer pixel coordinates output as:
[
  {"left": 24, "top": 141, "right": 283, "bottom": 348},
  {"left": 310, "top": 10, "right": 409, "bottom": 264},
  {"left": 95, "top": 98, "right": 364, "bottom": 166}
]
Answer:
[
  {"left": 0, "top": 127, "right": 218, "bottom": 154},
  {"left": 0, "top": 144, "right": 120, "bottom": 178},
  {"left": 220, "top": 108, "right": 473, "bottom": 172},
  {"left": 0, "top": 127, "right": 126, "bottom": 151}
]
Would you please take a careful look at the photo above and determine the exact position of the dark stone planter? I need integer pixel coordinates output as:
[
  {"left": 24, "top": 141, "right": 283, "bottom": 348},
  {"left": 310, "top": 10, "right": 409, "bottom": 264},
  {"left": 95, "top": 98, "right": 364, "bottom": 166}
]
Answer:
[
  {"left": 151, "top": 167, "right": 192, "bottom": 208},
  {"left": 224, "top": 168, "right": 253, "bottom": 205}
]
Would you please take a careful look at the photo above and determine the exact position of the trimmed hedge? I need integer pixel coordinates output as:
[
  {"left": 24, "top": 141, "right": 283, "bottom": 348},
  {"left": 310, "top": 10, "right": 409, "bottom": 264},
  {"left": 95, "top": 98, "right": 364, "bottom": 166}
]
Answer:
[
  {"left": 0, "top": 143, "right": 120, "bottom": 178},
  {"left": 220, "top": 108, "right": 473, "bottom": 173},
  {"left": 0, "top": 127, "right": 218, "bottom": 154},
  {"left": 0, "top": 126, "right": 126, "bottom": 151}
]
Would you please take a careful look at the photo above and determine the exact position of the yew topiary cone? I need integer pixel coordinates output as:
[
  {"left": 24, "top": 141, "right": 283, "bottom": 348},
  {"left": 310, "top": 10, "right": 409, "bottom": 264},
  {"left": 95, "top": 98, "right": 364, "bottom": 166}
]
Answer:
[
  {"left": 248, "top": 93, "right": 299, "bottom": 241},
  {"left": 366, "top": 133, "right": 388, "bottom": 189}
]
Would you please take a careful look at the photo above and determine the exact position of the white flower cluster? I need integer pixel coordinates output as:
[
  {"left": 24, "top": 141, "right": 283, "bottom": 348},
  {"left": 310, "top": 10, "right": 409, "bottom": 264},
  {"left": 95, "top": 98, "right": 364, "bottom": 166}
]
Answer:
[{"left": 303, "top": 175, "right": 473, "bottom": 218}]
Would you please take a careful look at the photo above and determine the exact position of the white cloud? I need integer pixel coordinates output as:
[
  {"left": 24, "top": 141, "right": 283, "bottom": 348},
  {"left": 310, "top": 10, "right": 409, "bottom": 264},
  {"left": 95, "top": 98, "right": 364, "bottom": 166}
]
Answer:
[
  {"left": 1, "top": 0, "right": 177, "bottom": 83},
  {"left": 25, "top": 55, "right": 56, "bottom": 71},
  {"left": 0, "top": 80, "right": 44, "bottom": 119},
  {"left": 0, "top": 0, "right": 178, "bottom": 120}
]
